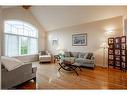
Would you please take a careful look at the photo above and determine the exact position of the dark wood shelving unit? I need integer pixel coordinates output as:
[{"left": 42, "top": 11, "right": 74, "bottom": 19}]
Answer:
[
  {"left": 108, "top": 38, "right": 115, "bottom": 68},
  {"left": 108, "top": 36, "right": 127, "bottom": 72},
  {"left": 114, "top": 37, "right": 121, "bottom": 69},
  {"left": 121, "top": 36, "right": 126, "bottom": 71}
]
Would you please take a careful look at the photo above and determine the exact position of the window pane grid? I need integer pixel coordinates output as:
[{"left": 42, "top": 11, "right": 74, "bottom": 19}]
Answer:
[{"left": 4, "top": 21, "right": 38, "bottom": 57}]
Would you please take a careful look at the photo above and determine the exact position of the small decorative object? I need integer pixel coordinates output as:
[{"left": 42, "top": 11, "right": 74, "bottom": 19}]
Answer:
[
  {"left": 115, "top": 56, "right": 120, "bottom": 61},
  {"left": 121, "top": 36, "right": 126, "bottom": 42},
  {"left": 122, "top": 56, "right": 125, "bottom": 62},
  {"left": 122, "top": 50, "right": 125, "bottom": 55},
  {"left": 108, "top": 38, "right": 114, "bottom": 44},
  {"left": 121, "top": 43, "right": 126, "bottom": 49},
  {"left": 115, "top": 44, "right": 120, "bottom": 49},
  {"left": 115, "top": 37, "right": 120, "bottom": 43},
  {"left": 109, "top": 50, "right": 114, "bottom": 54},
  {"left": 115, "top": 50, "right": 120, "bottom": 55},
  {"left": 109, "top": 55, "right": 114, "bottom": 60},
  {"left": 122, "top": 62, "right": 126, "bottom": 68},
  {"left": 109, "top": 61, "right": 114, "bottom": 65},
  {"left": 72, "top": 33, "right": 87, "bottom": 46},
  {"left": 109, "top": 44, "right": 114, "bottom": 49},
  {"left": 116, "top": 61, "right": 120, "bottom": 66}
]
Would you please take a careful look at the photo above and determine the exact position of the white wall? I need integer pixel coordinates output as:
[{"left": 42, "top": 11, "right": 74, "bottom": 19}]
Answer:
[
  {"left": 47, "top": 16, "right": 123, "bottom": 66},
  {"left": 0, "top": 7, "right": 2, "bottom": 89},
  {"left": 123, "top": 15, "right": 127, "bottom": 40},
  {"left": 1, "top": 7, "right": 46, "bottom": 62}
]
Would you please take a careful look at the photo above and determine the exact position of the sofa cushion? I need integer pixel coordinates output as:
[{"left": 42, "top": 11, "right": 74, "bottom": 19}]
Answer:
[
  {"left": 78, "top": 53, "right": 86, "bottom": 58},
  {"left": 86, "top": 53, "right": 93, "bottom": 59},
  {"left": 64, "top": 52, "right": 71, "bottom": 57},
  {"left": 70, "top": 52, "right": 79, "bottom": 58},
  {"left": 62, "top": 57, "right": 75, "bottom": 63},
  {"left": 75, "top": 58, "right": 94, "bottom": 64}
]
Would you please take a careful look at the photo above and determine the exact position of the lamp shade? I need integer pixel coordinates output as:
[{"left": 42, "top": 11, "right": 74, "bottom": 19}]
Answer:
[
  {"left": 100, "top": 42, "right": 109, "bottom": 48},
  {"left": 56, "top": 47, "right": 65, "bottom": 55}
]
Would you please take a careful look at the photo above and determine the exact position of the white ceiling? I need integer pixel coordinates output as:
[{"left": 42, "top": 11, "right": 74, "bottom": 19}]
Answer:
[{"left": 30, "top": 6, "right": 127, "bottom": 31}]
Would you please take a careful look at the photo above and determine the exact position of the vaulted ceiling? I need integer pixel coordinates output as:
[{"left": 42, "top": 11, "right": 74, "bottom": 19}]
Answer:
[
  {"left": 1, "top": 6, "right": 127, "bottom": 31},
  {"left": 30, "top": 6, "right": 127, "bottom": 31}
]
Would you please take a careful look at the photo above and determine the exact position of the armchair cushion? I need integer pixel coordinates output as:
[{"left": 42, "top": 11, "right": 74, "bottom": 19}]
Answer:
[
  {"left": 40, "top": 51, "right": 46, "bottom": 55},
  {"left": 39, "top": 51, "right": 51, "bottom": 62}
]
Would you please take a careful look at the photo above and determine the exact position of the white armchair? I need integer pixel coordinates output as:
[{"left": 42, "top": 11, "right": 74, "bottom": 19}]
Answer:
[{"left": 39, "top": 51, "right": 52, "bottom": 63}]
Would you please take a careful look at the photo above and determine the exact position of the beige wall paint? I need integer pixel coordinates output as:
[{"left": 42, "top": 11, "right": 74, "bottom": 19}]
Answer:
[
  {"left": 1, "top": 7, "right": 46, "bottom": 55},
  {"left": 1, "top": 7, "right": 46, "bottom": 61},
  {"left": 47, "top": 16, "right": 123, "bottom": 66}
]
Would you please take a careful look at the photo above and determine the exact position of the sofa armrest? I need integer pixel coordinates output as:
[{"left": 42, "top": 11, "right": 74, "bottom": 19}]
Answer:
[
  {"left": 32, "top": 67, "right": 37, "bottom": 73},
  {"left": 91, "top": 56, "right": 95, "bottom": 60},
  {"left": 2, "top": 63, "right": 33, "bottom": 79},
  {"left": 2, "top": 63, "right": 36, "bottom": 89}
]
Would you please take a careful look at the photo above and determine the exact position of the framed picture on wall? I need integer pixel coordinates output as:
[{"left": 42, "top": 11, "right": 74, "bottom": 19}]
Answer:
[{"left": 72, "top": 33, "right": 87, "bottom": 46}]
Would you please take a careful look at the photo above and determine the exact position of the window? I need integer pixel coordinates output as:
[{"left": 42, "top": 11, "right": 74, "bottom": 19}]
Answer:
[{"left": 4, "top": 20, "right": 38, "bottom": 57}]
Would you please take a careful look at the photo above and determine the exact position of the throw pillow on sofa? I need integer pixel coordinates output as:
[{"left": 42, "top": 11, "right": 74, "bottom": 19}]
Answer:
[
  {"left": 64, "top": 52, "right": 71, "bottom": 57},
  {"left": 86, "top": 53, "right": 93, "bottom": 59},
  {"left": 78, "top": 53, "right": 86, "bottom": 58}
]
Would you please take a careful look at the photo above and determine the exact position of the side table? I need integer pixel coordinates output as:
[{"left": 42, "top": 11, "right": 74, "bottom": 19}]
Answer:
[{"left": 53, "top": 55, "right": 60, "bottom": 63}]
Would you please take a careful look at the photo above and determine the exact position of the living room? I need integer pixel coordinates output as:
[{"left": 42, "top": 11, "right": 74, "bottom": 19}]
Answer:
[{"left": 0, "top": 6, "right": 127, "bottom": 89}]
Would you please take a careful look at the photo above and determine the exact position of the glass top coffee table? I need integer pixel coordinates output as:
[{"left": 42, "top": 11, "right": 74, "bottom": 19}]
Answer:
[{"left": 58, "top": 60, "right": 82, "bottom": 75}]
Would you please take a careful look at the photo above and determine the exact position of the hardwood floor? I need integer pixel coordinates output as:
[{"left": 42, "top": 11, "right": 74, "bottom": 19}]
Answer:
[{"left": 17, "top": 62, "right": 127, "bottom": 89}]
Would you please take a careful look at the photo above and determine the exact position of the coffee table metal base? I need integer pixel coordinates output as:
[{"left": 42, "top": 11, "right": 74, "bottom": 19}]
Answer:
[{"left": 58, "top": 62, "right": 81, "bottom": 75}]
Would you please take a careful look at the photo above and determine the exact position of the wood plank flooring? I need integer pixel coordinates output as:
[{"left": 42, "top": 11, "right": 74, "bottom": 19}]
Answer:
[{"left": 17, "top": 62, "right": 127, "bottom": 89}]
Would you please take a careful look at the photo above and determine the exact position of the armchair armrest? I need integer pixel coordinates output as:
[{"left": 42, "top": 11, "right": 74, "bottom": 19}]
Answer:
[
  {"left": 47, "top": 53, "right": 51, "bottom": 56},
  {"left": 39, "top": 52, "right": 42, "bottom": 56}
]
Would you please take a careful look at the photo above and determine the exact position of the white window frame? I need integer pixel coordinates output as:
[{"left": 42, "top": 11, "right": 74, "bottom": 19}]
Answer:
[{"left": 4, "top": 20, "right": 38, "bottom": 57}]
